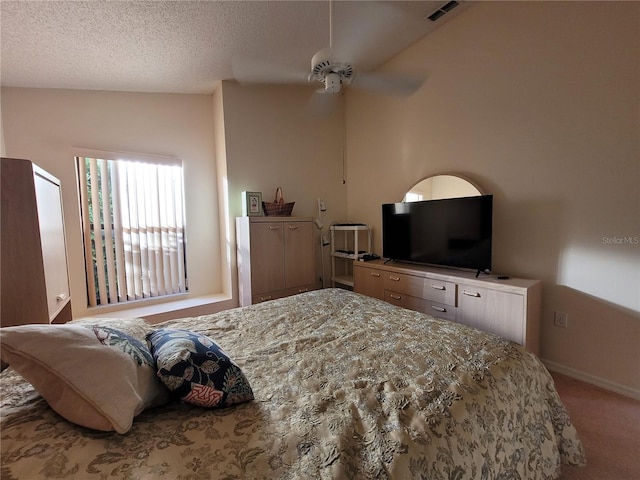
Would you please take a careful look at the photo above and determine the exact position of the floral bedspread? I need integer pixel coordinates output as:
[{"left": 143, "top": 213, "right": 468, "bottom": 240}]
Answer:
[{"left": 1, "top": 289, "right": 585, "bottom": 479}]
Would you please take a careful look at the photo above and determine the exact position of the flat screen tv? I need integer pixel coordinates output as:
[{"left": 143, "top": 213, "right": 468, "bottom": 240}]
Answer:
[{"left": 382, "top": 195, "right": 493, "bottom": 273}]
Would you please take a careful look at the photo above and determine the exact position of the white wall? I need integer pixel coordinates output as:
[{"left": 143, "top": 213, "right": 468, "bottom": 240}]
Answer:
[
  {"left": 346, "top": 2, "right": 640, "bottom": 396},
  {"left": 1, "top": 88, "right": 233, "bottom": 319}
]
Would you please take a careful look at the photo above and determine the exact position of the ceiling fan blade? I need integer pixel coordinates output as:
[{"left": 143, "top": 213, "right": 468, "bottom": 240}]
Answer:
[
  {"left": 231, "top": 55, "right": 310, "bottom": 85},
  {"left": 350, "top": 72, "right": 425, "bottom": 97}
]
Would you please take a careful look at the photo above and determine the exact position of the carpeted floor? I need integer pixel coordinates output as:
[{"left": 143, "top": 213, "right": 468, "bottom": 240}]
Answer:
[{"left": 551, "top": 372, "right": 640, "bottom": 480}]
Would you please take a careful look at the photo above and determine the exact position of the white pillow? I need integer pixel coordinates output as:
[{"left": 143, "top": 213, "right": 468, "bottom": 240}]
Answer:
[{"left": 0, "top": 321, "right": 170, "bottom": 433}]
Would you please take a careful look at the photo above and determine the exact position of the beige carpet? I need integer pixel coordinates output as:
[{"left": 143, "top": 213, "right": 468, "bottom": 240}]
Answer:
[{"left": 552, "top": 372, "right": 640, "bottom": 480}]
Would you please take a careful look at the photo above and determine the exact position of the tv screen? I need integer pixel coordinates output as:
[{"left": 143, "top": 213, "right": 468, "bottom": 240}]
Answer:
[{"left": 382, "top": 195, "right": 492, "bottom": 272}]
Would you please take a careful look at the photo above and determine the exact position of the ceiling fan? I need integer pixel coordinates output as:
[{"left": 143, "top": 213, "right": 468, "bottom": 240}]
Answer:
[{"left": 231, "top": 1, "right": 426, "bottom": 98}]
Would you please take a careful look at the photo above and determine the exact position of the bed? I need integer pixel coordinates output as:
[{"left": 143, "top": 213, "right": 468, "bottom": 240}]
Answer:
[{"left": 1, "top": 288, "right": 585, "bottom": 479}]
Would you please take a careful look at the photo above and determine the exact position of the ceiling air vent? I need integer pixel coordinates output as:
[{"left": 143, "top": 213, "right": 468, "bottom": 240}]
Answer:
[{"left": 427, "top": 1, "right": 460, "bottom": 22}]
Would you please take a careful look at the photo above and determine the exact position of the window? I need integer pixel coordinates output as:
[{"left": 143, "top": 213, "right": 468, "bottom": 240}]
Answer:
[{"left": 76, "top": 155, "right": 188, "bottom": 307}]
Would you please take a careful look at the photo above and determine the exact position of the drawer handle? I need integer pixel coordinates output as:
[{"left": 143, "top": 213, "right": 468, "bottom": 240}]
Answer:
[
  {"left": 431, "top": 305, "right": 446, "bottom": 312},
  {"left": 389, "top": 276, "right": 400, "bottom": 282},
  {"left": 462, "top": 290, "right": 481, "bottom": 298},
  {"left": 430, "top": 284, "right": 446, "bottom": 290},
  {"left": 56, "top": 293, "right": 67, "bottom": 302},
  {"left": 268, "top": 226, "right": 281, "bottom": 230},
  {"left": 260, "top": 295, "right": 273, "bottom": 301},
  {"left": 390, "top": 294, "right": 401, "bottom": 300},
  {"left": 288, "top": 225, "right": 299, "bottom": 230},
  {"left": 370, "top": 272, "right": 381, "bottom": 277}
]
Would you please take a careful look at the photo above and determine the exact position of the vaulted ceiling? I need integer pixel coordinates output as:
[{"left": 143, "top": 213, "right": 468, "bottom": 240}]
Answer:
[{"left": 0, "top": 1, "right": 471, "bottom": 94}]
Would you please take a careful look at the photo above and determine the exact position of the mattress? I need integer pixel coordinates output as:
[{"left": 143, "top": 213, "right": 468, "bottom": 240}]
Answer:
[{"left": 0, "top": 288, "right": 585, "bottom": 479}]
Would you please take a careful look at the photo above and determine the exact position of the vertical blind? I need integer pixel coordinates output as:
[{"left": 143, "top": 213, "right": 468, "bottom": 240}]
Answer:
[{"left": 77, "top": 156, "right": 188, "bottom": 307}]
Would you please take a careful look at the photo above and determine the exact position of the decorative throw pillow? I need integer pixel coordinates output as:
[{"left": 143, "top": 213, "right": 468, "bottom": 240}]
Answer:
[
  {"left": 146, "top": 329, "right": 254, "bottom": 408},
  {"left": 0, "top": 322, "right": 171, "bottom": 433},
  {"left": 70, "top": 316, "right": 154, "bottom": 341}
]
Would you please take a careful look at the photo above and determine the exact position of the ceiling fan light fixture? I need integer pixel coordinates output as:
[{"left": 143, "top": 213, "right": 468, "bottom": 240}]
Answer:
[{"left": 324, "top": 72, "right": 342, "bottom": 94}]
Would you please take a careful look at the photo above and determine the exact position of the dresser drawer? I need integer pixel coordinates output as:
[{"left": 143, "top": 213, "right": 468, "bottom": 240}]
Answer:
[
  {"left": 385, "top": 291, "right": 426, "bottom": 312},
  {"left": 424, "top": 301, "right": 457, "bottom": 322},
  {"left": 423, "top": 279, "right": 457, "bottom": 306},
  {"left": 384, "top": 272, "right": 424, "bottom": 298}
]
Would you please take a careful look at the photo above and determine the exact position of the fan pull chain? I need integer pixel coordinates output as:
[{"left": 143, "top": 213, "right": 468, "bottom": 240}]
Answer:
[{"left": 329, "top": 0, "right": 333, "bottom": 49}]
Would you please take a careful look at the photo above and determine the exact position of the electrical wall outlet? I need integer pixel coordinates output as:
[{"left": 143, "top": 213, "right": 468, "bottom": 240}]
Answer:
[{"left": 554, "top": 311, "right": 568, "bottom": 328}]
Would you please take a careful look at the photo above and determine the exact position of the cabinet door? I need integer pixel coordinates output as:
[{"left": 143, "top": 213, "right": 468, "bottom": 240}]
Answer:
[
  {"left": 353, "top": 265, "right": 384, "bottom": 299},
  {"left": 34, "top": 169, "right": 70, "bottom": 321},
  {"left": 284, "top": 221, "right": 314, "bottom": 288},
  {"left": 1, "top": 159, "right": 49, "bottom": 326},
  {"left": 250, "top": 222, "right": 285, "bottom": 294},
  {"left": 457, "top": 284, "right": 525, "bottom": 344}
]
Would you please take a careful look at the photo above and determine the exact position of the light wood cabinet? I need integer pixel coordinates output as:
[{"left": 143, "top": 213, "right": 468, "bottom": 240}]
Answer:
[
  {"left": 457, "top": 284, "right": 534, "bottom": 349},
  {"left": 421, "top": 278, "right": 457, "bottom": 322},
  {"left": 353, "top": 264, "right": 384, "bottom": 299},
  {"left": 236, "top": 217, "right": 315, "bottom": 306},
  {"left": 1, "top": 158, "right": 72, "bottom": 327},
  {"left": 353, "top": 260, "right": 541, "bottom": 354}
]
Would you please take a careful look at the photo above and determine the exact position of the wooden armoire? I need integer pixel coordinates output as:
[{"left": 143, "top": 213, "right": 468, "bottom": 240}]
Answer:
[{"left": 1, "top": 157, "right": 72, "bottom": 327}]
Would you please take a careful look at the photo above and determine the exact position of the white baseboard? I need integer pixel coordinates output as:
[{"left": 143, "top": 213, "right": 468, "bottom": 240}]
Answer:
[{"left": 542, "top": 359, "right": 640, "bottom": 401}]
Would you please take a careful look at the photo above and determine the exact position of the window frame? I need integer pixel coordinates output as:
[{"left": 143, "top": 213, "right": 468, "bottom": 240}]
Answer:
[{"left": 74, "top": 148, "right": 189, "bottom": 309}]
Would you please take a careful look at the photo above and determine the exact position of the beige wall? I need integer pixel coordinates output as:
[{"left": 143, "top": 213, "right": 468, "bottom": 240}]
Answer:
[
  {"left": 1, "top": 83, "right": 347, "bottom": 318},
  {"left": 219, "top": 82, "right": 348, "bottom": 286},
  {"left": 1, "top": 88, "right": 231, "bottom": 319},
  {"left": 212, "top": 83, "right": 235, "bottom": 301},
  {"left": 346, "top": 2, "right": 639, "bottom": 396}
]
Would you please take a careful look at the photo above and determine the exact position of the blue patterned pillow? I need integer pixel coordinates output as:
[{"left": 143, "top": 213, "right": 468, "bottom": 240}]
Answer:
[{"left": 146, "top": 329, "right": 254, "bottom": 408}]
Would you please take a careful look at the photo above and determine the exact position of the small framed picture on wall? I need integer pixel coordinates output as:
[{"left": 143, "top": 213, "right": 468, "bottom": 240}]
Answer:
[{"left": 242, "top": 191, "right": 263, "bottom": 217}]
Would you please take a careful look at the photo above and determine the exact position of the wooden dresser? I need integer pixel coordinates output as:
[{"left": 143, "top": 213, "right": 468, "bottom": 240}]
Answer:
[
  {"left": 236, "top": 216, "right": 315, "bottom": 306},
  {"left": 354, "top": 260, "right": 541, "bottom": 355},
  {"left": 1, "top": 158, "right": 72, "bottom": 326}
]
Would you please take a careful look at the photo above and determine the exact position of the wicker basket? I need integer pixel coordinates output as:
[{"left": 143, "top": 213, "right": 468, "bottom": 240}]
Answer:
[{"left": 262, "top": 187, "right": 295, "bottom": 216}]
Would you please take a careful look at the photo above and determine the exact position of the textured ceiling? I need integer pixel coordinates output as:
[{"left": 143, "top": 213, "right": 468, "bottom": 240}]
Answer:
[{"left": 0, "top": 0, "right": 471, "bottom": 94}]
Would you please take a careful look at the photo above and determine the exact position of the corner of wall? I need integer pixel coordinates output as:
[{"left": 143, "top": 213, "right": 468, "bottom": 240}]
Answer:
[{"left": 213, "top": 82, "right": 238, "bottom": 305}]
